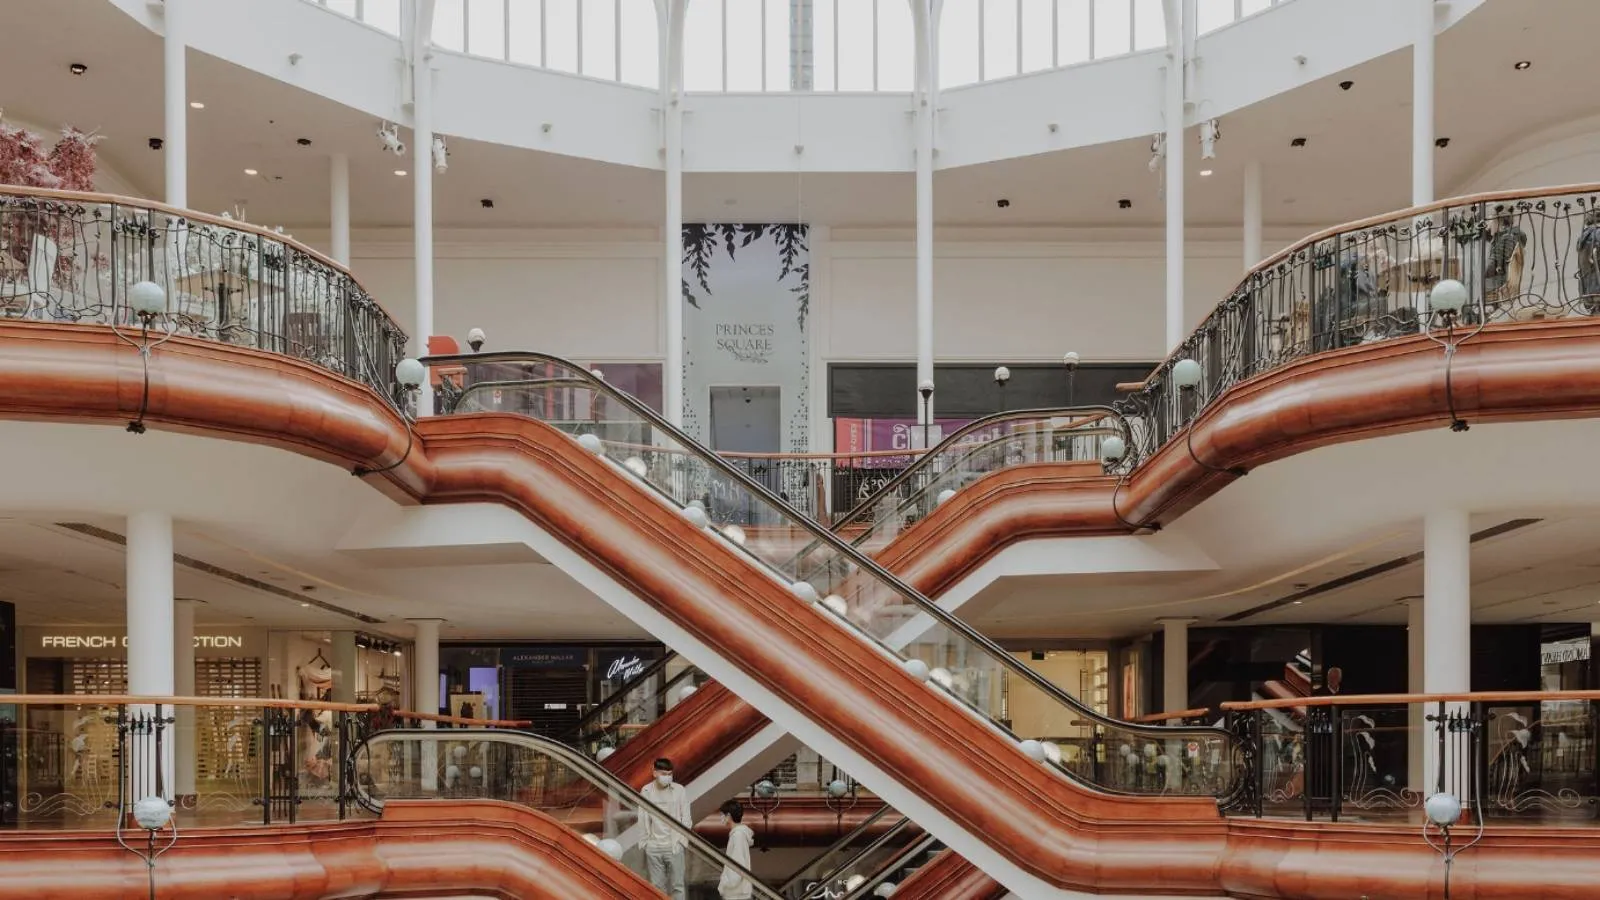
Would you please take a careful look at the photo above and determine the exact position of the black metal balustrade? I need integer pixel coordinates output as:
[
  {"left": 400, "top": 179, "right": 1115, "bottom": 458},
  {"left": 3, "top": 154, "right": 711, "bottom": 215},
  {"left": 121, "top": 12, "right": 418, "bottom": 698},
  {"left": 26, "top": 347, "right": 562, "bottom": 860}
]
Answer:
[
  {"left": 1223, "top": 693, "right": 1600, "bottom": 825},
  {"left": 1114, "top": 188, "right": 1600, "bottom": 466},
  {"left": 0, "top": 188, "right": 409, "bottom": 409}
]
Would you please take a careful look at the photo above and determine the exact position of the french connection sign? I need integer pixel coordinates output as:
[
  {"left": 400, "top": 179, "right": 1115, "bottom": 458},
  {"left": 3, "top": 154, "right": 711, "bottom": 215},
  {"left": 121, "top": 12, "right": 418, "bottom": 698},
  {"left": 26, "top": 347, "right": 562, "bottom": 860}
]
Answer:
[{"left": 23, "top": 626, "right": 267, "bottom": 659}]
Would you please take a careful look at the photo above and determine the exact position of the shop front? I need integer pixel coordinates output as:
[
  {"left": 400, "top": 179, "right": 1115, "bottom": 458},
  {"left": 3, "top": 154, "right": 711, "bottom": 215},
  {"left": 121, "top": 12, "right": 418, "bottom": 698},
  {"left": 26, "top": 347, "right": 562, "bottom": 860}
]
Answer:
[{"left": 440, "top": 642, "right": 666, "bottom": 738}]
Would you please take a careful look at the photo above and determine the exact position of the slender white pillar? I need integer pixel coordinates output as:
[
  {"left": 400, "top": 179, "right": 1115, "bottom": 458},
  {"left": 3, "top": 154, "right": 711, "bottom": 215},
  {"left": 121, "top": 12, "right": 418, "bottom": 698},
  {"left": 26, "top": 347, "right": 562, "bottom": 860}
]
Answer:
[
  {"left": 412, "top": 37, "right": 436, "bottom": 415},
  {"left": 1412, "top": 0, "right": 1434, "bottom": 207},
  {"left": 1243, "top": 160, "right": 1263, "bottom": 270},
  {"left": 1422, "top": 508, "right": 1470, "bottom": 795},
  {"left": 1157, "top": 618, "right": 1195, "bottom": 717},
  {"left": 1162, "top": 0, "right": 1186, "bottom": 347},
  {"left": 662, "top": 1, "right": 687, "bottom": 427},
  {"left": 127, "top": 511, "right": 175, "bottom": 801},
  {"left": 330, "top": 153, "right": 351, "bottom": 266},
  {"left": 913, "top": 0, "right": 936, "bottom": 425},
  {"left": 173, "top": 598, "right": 196, "bottom": 802},
  {"left": 162, "top": 0, "right": 187, "bottom": 208},
  {"left": 331, "top": 631, "right": 359, "bottom": 704},
  {"left": 1406, "top": 598, "right": 1425, "bottom": 792},
  {"left": 409, "top": 619, "right": 442, "bottom": 721}
]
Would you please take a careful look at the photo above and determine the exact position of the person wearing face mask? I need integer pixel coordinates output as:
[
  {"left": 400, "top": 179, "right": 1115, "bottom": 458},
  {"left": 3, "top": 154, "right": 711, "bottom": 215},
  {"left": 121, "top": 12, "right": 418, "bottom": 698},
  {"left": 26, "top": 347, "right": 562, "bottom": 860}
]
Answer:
[
  {"left": 639, "top": 757, "right": 691, "bottom": 899},
  {"left": 716, "top": 799, "right": 755, "bottom": 899}
]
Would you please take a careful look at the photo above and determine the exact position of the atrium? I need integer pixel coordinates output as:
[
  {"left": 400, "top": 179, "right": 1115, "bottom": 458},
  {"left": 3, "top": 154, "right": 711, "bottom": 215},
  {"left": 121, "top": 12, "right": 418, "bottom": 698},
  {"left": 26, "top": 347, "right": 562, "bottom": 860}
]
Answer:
[{"left": 1, "top": 0, "right": 1598, "bottom": 897}]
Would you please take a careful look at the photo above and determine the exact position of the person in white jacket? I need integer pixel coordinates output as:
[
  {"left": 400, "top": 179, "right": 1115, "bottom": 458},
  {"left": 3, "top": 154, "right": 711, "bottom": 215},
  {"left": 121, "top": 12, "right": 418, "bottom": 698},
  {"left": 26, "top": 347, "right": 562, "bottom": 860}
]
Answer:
[
  {"left": 639, "top": 758, "right": 692, "bottom": 900},
  {"left": 717, "top": 799, "right": 756, "bottom": 900}
]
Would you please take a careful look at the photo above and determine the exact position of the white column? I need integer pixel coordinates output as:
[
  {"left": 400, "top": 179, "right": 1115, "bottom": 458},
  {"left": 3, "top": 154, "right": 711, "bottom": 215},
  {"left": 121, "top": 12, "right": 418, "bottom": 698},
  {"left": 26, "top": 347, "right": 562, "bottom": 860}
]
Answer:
[
  {"left": 331, "top": 631, "right": 359, "bottom": 704},
  {"left": 127, "top": 511, "right": 175, "bottom": 801},
  {"left": 1412, "top": 0, "right": 1434, "bottom": 207},
  {"left": 1157, "top": 618, "right": 1195, "bottom": 716},
  {"left": 913, "top": 0, "right": 936, "bottom": 425},
  {"left": 1243, "top": 160, "right": 1263, "bottom": 270},
  {"left": 410, "top": 619, "right": 442, "bottom": 721},
  {"left": 412, "top": 40, "right": 436, "bottom": 415},
  {"left": 1162, "top": 0, "right": 1186, "bottom": 348},
  {"left": 662, "top": 0, "right": 686, "bottom": 427},
  {"left": 330, "top": 153, "right": 351, "bottom": 266},
  {"left": 1406, "top": 598, "right": 1425, "bottom": 792},
  {"left": 173, "top": 598, "right": 196, "bottom": 802},
  {"left": 162, "top": 0, "right": 187, "bottom": 208},
  {"left": 1422, "top": 508, "right": 1470, "bottom": 795}
]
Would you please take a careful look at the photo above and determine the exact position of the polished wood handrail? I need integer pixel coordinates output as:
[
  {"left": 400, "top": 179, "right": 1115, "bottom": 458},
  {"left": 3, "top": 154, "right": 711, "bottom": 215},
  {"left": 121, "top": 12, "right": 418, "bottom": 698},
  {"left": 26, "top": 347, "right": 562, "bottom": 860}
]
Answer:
[
  {"left": 0, "top": 694, "right": 378, "bottom": 713},
  {"left": 394, "top": 708, "right": 533, "bottom": 728},
  {"left": 1221, "top": 689, "right": 1600, "bottom": 712},
  {"left": 0, "top": 184, "right": 400, "bottom": 325},
  {"left": 1130, "top": 707, "right": 1212, "bottom": 723}
]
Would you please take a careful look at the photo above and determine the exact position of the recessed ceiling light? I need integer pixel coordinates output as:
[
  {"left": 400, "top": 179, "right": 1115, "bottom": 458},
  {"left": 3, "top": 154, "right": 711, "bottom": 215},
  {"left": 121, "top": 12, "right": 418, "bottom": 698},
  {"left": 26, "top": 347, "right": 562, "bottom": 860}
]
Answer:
[
  {"left": 189, "top": 101, "right": 205, "bottom": 109},
  {"left": 1513, "top": 60, "right": 1532, "bottom": 71},
  {"left": 69, "top": 63, "right": 88, "bottom": 76},
  {"left": 243, "top": 168, "right": 258, "bottom": 176},
  {"left": 1199, "top": 169, "right": 1214, "bottom": 177},
  {"left": 394, "top": 169, "right": 407, "bottom": 176},
  {"left": 299, "top": 602, "right": 311, "bottom": 608},
  {"left": 1292, "top": 600, "right": 1304, "bottom": 605}
]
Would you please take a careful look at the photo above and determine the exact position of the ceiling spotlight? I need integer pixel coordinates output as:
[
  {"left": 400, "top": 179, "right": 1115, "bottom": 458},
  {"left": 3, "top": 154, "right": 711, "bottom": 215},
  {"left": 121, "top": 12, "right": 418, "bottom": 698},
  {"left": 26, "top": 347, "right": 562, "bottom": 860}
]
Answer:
[
  {"left": 1199, "top": 119, "right": 1220, "bottom": 160},
  {"left": 1435, "top": 137, "right": 1451, "bottom": 149},
  {"left": 296, "top": 137, "right": 313, "bottom": 146},
  {"left": 1118, "top": 199, "right": 1132, "bottom": 209},
  {"left": 1338, "top": 80, "right": 1354, "bottom": 91},
  {"left": 394, "top": 169, "right": 407, "bottom": 176},
  {"left": 480, "top": 198, "right": 494, "bottom": 209},
  {"left": 996, "top": 198, "right": 1011, "bottom": 209},
  {"left": 69, "top": 63, "right": 88, "bottom": 75},
  {"left": 147, "top": 137, "right": 164, "bottom": 150},
  {"left": 1200, "top": 169, "right": 1214, "bottom": 177},
  {"left": 189, "top": 101, "right": 205, "bottom": 109},
  {"left": 432, "top": 135, "right": 449, "bottom": 173},
  {"left": 377, "top": 121, "right": 406, "bottom": 156},
  {"left": 1290, "top": 137, "right": 1308, "bottom": 148},
  {"left": 243, "top": 168, "right": 259, "bottom": 176},
  {"left": 1513, "top": 60, "right": 1532, "bottom": 71}
]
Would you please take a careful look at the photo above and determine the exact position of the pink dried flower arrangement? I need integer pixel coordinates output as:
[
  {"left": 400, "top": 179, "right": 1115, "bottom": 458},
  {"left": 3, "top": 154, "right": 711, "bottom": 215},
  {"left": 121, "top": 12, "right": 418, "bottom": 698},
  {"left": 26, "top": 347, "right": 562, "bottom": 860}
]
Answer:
[{"left": 0, "top": 121, "right": 100, "bottom": 190}]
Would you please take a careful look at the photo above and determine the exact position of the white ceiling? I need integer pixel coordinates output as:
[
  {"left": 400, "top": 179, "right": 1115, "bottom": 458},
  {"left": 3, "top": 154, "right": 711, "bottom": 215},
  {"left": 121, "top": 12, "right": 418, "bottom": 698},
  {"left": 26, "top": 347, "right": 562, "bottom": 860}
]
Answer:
[{"left": 0, "top": 0, "right": 1593, "bottom": 229}]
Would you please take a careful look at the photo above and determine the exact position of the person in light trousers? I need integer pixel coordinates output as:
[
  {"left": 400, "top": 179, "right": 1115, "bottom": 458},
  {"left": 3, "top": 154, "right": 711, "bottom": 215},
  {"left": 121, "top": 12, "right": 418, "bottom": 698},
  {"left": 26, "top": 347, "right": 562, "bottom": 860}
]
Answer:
[{"left": 639, "top": 757, "right": 692, "bottom": 900}]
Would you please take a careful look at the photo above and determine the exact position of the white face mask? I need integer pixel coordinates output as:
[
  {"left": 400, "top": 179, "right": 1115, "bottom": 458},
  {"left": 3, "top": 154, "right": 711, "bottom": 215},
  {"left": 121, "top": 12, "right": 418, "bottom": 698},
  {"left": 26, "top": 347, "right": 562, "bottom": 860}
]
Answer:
[
  {"left": 655, "top": 774, "right": 673, "bottom": 788},
  {"left": 719, "top": 815, "right": 729, "bottom": 826}
]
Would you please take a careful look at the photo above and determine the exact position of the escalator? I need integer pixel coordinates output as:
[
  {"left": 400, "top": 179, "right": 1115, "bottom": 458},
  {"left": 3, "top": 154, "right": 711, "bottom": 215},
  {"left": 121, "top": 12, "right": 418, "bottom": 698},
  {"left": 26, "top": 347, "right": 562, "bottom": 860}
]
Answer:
[{"left": 420, "top": 352, "right": 1240, "bottom": 897}]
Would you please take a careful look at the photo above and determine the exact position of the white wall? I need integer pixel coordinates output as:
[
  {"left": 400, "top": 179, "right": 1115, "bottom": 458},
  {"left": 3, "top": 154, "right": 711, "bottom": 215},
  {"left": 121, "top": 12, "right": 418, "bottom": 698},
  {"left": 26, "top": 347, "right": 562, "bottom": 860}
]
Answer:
[{"left": 1454, "top": 113, "right": 1600, "bottom": 195}]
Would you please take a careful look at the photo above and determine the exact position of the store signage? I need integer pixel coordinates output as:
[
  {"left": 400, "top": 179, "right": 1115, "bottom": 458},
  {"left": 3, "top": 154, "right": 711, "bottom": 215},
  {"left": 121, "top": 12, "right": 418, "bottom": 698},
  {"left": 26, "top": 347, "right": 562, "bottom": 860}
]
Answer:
[
  {"left": 501, "top": 647, "right": 586, "bottom": 669},
  {"left": 24, "top": 626, "right": 265, "bottom": 658},
  {"left": 715, "top": 323, "right": 775, "bottom": 364},
  {"left": 1541, "top": 638, "right": 1591, "bottom": 666},
  {"left": 604, "top": 654, "right": 648, "bottom": 681}
]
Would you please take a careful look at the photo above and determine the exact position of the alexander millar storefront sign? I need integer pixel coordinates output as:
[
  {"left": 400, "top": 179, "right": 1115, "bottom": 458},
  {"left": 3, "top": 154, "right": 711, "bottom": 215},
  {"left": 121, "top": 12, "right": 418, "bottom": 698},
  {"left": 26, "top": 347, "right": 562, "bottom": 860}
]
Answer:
[{"left": 23, "top": 626, "right": 268, "bottom": 659}]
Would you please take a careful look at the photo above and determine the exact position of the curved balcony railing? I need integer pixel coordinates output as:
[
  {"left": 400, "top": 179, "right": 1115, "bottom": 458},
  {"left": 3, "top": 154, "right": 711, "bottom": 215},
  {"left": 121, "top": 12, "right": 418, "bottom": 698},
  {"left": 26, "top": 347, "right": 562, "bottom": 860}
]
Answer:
[
  {"left": 0, "top": 187, "right": 409, "bottom": 409},
  {"left": 348, "top": 727, "right": 782, "bottom": 898},
  {"left": 1115, "top": 183, "right": 1600, "bottom": 470},
  {"left": 426, "top": 350, "right": 1243, "bottom": 799}
]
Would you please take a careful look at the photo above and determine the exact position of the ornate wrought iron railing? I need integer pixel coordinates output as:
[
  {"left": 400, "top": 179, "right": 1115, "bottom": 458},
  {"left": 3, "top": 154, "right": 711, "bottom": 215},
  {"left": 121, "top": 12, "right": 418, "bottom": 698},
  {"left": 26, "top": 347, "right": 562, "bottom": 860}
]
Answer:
[
  {"left": 1221, "top": 691, "right": 1600, "bottom": 825},
  {"left": 1115, "top": 185, "right": 1600, "bottom": 468},
  {"left": 0, "top": 187, "right": 409, "bottom": 409}
]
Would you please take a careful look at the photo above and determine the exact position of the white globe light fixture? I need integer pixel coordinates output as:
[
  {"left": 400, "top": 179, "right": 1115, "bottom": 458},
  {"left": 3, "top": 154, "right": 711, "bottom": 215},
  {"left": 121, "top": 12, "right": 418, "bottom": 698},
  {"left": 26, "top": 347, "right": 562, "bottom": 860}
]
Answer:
[
  {"left": 754, "top": 779, "right": 777, "bottom": 799},
  {"left": 1429, "top": 278, "right": 1468, "bottom": 317},
  {"left": 394, "top": 357, "right": 426, "bottom": 389},
  {"left": 917, "top": 379, "right": 935, "bottom": 394},
  {"left": 1019, "top": 739, "right": 1047, "bottom": 762},
  {"left": 1425, "top": 791, "right": 1462, "bottom": 827},
  {"left": 936, "top": 489, "right": 957, "bottom": 505},
  {"left": 993, "top": 365, "right": 1011, "bottom": 385},
  {"left": 469, "top": 765, "right": 483, "bottom": 779},
  {"left": 132, "top": 796, "right": 172, "bottom": 831},
  {"left": 128, "top": 281, "right": 167, "bottom": 319},
  {"left": 1062, "top": 351, "right": 1080, "bottom": 369},
  {"left": 874, "top": 883, "right": 897, "bottom": 897},
  {"left": 590, "top": 368, "right": 605, "bottom": 381},
  {"left": 721, "top": 523, "right": 747, "bottom": 546},
  {"left": 576, "top": 433, "right": 605, "bottom": 455},
  {"left": 681, "top": 504, "right": 709, "bottom": 529},
  {"left": 928, "top": 667, "right": 954, "bottom": 688},
  {"left": 822, "top": 594, "right": 848, "bottom": 616},
  {"left": 595, "top": 746, "right": 615, "bottom": 763},
  {"left": 790, "top": 581, "right": 819, "bottom": 604},
  {"left": 678, "top": 684, "right": 698, "bottom": 701},
  {"left": 466, "top": 327, "right": 486, "bottom": 351},
  {"left": 902, "top": 658, "right": 930, "bottom": 682},
  {"left": 845, "top": 875, "right": 866, "bottom": 891},
  {"left": 623, "top": 456, "right": 649, "bottom": 478},
  {"left": 826, "top": 779, "right": 849, "bottom": 798},
  {"left": 1101, "top": 436, "right": 1127, "bottom": 464},
  {"left": 1171, "top": 358, "right": 1203, "bottom": 390},
  {"left": 598, "top": 838, "right": 624, "bottom": 859}
]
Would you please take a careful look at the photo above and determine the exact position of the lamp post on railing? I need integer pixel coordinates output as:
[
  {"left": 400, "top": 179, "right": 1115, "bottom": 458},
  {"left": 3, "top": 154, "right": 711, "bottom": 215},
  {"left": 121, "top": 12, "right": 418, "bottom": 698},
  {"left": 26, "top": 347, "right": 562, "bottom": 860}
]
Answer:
[
  {"left": 994, "top": 366, "right": 1011, "bottom": 413},
  {"left": 1062, "top": 352, "right": 1080, "bottom": 406},
  {"left": 918, "top": 379, "right": 934, "bottom": 450}
]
